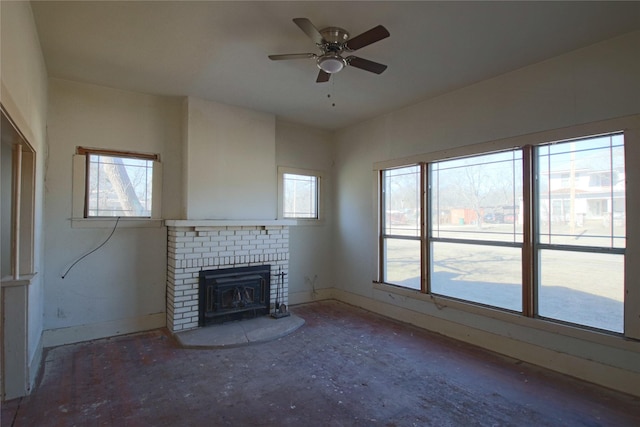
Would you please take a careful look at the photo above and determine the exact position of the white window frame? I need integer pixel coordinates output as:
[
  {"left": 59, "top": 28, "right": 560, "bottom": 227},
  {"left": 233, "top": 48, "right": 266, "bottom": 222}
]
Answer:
[
  {"left": 277, "top": 166, "right": 323, "bottom": 223},
  {"left": 72, "top": 147, "right": 163, "bottom": 228}
]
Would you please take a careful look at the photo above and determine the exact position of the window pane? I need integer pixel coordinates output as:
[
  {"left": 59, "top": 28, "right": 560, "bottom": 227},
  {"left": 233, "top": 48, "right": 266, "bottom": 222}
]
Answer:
[
  {"left": 538, "top": 250, "right": 623, "bottom": 333},
  {"left": 87, "top": 154, "right": 153, "bottom": 217},
  {"left": 383, "top": 238, "right": 421, "bottom": 289},
  {"left": 431, "top": 242, "right": 522, "bottom": 311},
  {"left": 537, "top": 134, "right": 625, "bottom": 248},
  {"left": 383, "top": 166, "right": 420, "bottom": 237},
  {"left": 283, "top": 173, "right": 318, "bottom": 219},
  {"left": 431, "top": 150, "right": 522, "bottom": 243}
]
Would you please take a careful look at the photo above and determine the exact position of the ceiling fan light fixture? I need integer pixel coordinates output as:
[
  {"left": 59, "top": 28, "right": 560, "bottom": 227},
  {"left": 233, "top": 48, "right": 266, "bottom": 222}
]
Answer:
[{"left": 317, "top": 54, "right": 345, "bottom": 73}]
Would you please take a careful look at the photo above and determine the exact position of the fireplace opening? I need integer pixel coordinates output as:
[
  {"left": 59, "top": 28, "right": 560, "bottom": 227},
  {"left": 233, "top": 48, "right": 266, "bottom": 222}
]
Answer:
[{"left": 199, "top": 265, "right": 270, "bottom": 326}]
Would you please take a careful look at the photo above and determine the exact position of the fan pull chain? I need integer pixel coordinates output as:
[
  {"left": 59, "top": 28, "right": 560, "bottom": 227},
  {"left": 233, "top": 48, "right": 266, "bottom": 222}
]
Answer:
[{"left": 328, "top": 79, "right": 336, "bottom": 107}]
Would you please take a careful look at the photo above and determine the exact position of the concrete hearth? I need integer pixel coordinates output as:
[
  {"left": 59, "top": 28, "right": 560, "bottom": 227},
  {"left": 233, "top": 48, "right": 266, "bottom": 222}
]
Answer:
[{"left": 175, "top": 313, "right": 305, "bottom": 348}]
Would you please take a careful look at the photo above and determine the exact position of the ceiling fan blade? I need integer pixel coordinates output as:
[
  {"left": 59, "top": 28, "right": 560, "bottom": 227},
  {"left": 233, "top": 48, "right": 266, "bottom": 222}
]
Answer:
[
  {"left": 345, "top": 25, "right": 390, "bottom": 51},
  {"left": 316, "top": 70, "right": 331, "bottom": 83},
  {"left": 268, "top": 53, "right": 316, "bottom": 61},
  {"left": 293, "top": 18, "right": 325, "bottom": 45},
  {"left": 346, "top": 56, "right": 388, "bottom": 74}
]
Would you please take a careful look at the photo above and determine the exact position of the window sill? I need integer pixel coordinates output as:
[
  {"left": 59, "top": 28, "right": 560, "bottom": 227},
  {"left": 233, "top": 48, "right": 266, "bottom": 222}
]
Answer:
[
  {"left": 71, "top": 218, "right": 164, "bottom": 229},
  {"left": 280, "top": 218, "right": 325, "bottom": 226},
  {"left": 373, "top": 281, "right": 639, "bottom": 352},
  {"left": 1, "top": 273, "right": 37, "bottom": 288}
]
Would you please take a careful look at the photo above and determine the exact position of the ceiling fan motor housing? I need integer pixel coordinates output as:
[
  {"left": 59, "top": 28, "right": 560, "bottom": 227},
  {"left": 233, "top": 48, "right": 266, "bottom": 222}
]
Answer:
[{"left": 319, "top": 27, "right": 350, "bottom": 45}]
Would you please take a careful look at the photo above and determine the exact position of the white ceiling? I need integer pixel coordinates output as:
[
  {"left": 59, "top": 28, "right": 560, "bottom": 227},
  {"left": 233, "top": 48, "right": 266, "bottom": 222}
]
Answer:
[{"left": 31, "top": 1, "right": 640, "bottom": 131}]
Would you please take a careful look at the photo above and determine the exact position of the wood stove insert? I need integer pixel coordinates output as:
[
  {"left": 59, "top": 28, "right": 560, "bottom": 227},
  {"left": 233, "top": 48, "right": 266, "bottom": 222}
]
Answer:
[{"left": 199, "top": 265, "right": 270, "bottom": 326}]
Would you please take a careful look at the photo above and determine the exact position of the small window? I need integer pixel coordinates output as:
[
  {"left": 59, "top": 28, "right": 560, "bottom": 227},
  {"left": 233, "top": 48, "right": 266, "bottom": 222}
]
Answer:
[
  {"left": 75, "top": 147, "right": 160, "bottom": 219},
  {"left": 278, "top": 167, "right": 322, "bottom": 220}
]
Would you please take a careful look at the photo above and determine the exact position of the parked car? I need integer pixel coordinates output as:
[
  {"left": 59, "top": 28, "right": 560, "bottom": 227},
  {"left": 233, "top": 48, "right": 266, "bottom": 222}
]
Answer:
[
  {"left": 387, "top": 210, "right": 407, "bottom": 225},
  {"left": 483, "top": 213, "right": 504, "bottom": 223}
]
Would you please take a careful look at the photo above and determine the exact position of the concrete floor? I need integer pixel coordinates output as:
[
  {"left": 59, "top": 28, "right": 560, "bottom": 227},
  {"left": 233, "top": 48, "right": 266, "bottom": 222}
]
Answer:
[{"left": 3, "top": 300, "right": 639, "bottom": 426}]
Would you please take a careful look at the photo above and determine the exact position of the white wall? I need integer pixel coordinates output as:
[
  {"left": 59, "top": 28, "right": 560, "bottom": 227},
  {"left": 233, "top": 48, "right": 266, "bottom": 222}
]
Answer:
[
  {"left": 42, "top": 79, "right": 182, "bottom": 345},
  {"left": 183, "top": 97, "right": 276, "bottom": 220},
  {"left": 275, "top": 120, "right": 335, "bottom": 303},
  {"left": 333, "top": 31, "right": 640, "bottom": 396},
  {"left": 0, "top": 0, "right": 49, "bottom": 397}
]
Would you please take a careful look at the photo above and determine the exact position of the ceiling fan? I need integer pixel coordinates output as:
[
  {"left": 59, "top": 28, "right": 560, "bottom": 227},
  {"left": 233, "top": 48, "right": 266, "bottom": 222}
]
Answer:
[{"left": 268, "top": 18, "right": 390, "bottom": 83}]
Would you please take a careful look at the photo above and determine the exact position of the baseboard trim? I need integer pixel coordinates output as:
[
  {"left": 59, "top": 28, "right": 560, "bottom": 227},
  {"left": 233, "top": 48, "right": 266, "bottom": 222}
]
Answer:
[
  {"left": 28, "top": 333, "right": 44, "bottom": 394},
  {"left": 42, "top": 313, "right": 166, "bottom": 348},
  {"left": 288, "top": 288, "right": 334, "bottom": 305}
]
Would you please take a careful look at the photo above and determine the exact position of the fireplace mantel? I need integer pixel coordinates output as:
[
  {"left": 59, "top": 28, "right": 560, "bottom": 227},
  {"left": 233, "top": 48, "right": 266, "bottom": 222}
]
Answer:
[{"left": 165, "top": 219, "right": 297, "bottom": 228}]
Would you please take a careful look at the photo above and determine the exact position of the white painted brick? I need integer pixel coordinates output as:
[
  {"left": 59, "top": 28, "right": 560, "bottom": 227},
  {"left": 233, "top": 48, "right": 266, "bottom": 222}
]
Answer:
[
  {"left": 174, "top": 247, "right": 193, "bottom": 254},
  {"left": 193, "top": 247, "right": 212, "bottom": 253},
  {"left": 174, "top": 284, "right": 192, "bottom": 292}
]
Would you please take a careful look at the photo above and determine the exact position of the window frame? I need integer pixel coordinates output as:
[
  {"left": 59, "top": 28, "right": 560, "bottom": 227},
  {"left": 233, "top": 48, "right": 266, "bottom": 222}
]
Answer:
[
  {"left": 375, "top": 115, "right": 640, "bottom": 340},
  {"left": 379, "top": 164, "right": 425, "bottom": 291},
  {"left": 1, "top": 106, "right": 36, "bottom": 279},
  {"left": 427, "top": 148, "right": 525, "bottom": 313},
  {"left": 277, "top": 166, "right": 323, "bottom": 223},
  {"left": 72, "top": 147, "right": 163, "bottom": 228}
]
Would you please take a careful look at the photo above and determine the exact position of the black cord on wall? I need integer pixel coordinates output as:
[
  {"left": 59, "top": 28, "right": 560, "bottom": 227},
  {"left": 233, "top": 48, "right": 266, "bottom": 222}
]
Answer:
[{"left": 61, "top": 216, "right": 121, "bottom": 279}]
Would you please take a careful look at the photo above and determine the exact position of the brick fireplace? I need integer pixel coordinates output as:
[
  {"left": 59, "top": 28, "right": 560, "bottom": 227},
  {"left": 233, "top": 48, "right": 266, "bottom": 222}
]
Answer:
[{"left": 165, "top": 220, "right": 294, "bottom": 332}]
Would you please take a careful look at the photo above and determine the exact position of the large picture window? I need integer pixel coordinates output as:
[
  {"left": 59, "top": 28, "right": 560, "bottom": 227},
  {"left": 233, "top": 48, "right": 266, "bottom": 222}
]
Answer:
[
  {"left": 430, "top": 150, "right": 523, "bottom": 311},
  {"left": 380, "top": 132, "right": 626, "bottom": 333}
]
